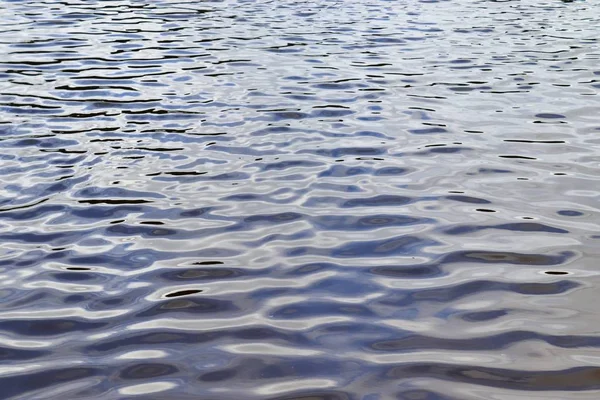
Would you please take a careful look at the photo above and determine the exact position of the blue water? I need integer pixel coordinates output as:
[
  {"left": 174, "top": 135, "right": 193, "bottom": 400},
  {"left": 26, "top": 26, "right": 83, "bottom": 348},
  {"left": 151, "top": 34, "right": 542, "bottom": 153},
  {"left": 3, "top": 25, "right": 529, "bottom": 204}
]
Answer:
[{"left": 1, "top": 0, "right": 600, "bottom": 399}]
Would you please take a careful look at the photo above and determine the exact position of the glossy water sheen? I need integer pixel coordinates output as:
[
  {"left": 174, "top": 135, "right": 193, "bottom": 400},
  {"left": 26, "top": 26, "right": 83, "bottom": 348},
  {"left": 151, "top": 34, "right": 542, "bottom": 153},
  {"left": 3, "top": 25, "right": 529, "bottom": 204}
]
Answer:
[{"left": 1, "top": 0, "right": 599, "bottom": 399}]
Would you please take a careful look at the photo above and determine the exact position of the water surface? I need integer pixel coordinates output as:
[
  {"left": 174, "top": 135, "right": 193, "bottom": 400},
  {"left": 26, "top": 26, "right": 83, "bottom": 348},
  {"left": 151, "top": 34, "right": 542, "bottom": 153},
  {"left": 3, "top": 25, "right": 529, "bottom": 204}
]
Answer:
[{"left": 1, "top": 0, "right": 600, "bottom": 399}]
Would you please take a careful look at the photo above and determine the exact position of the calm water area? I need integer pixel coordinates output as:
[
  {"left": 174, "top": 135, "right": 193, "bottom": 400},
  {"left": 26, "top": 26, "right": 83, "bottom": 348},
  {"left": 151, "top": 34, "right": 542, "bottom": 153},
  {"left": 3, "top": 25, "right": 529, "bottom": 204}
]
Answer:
[{"left": 1, "top": 0, "right": 600, "bottom": 399}]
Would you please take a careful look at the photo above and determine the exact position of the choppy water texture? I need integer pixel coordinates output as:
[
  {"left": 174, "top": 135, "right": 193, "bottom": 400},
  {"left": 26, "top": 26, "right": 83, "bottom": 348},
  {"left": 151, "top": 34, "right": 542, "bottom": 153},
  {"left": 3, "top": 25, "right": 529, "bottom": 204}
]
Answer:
[{"left": 1, "top": 0, "right": 600, "bottom": 398}]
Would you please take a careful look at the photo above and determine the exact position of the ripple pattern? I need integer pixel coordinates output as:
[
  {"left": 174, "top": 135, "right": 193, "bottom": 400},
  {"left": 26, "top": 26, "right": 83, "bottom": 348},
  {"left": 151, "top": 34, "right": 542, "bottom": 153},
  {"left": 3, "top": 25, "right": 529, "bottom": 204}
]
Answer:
[{"left": 1, "top": 0, "right": 600, "bottom": 399}]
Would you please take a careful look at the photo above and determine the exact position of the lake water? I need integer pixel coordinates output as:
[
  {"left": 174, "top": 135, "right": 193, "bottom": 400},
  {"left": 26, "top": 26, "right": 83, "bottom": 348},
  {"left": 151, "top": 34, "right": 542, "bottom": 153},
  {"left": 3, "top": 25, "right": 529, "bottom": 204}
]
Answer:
[{"left": 1, "top": 0, "right": 600, "bottom": 399}]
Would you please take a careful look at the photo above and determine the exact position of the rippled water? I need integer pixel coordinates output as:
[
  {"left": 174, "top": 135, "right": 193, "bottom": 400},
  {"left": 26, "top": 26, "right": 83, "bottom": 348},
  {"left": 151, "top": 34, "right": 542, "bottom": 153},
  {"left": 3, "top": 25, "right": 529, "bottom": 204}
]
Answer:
[{"left": 1, "top": 0, "right": 600, "bottom": 398}]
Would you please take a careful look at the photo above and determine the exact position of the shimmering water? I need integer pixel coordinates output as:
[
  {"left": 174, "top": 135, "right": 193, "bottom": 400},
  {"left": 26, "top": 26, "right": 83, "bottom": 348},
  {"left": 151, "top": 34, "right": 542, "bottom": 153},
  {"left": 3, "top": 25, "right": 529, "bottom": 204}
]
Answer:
[{"left": 1, "top": 0, "right": 600, "bottom": 398}]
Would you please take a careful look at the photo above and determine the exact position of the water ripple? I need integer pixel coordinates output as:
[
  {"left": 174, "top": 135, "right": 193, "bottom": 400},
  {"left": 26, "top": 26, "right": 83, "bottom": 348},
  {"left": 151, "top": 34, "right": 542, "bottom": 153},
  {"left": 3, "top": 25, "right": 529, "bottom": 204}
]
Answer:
[{"left": 1, "top": 0, "right": 600, "bottom": 398}]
